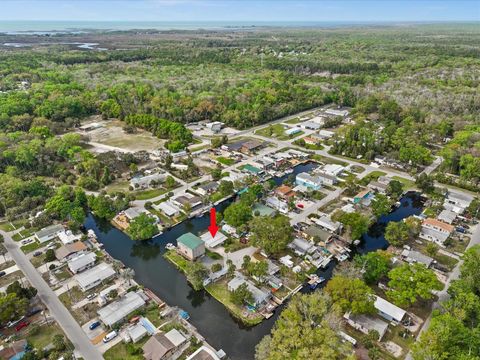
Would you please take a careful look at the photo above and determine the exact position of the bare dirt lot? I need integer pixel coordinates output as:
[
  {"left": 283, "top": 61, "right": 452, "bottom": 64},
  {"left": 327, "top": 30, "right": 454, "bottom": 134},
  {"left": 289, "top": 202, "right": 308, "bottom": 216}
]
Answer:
[{"left": 82, "top": 118, "right": 162, "bottom": 152}]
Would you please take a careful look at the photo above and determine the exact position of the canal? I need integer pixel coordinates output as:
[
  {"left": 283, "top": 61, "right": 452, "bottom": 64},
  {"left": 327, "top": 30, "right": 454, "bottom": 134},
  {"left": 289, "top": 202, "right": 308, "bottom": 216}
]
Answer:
[{"left": 84, "top": 166, "right": 424, "bottom": 360}]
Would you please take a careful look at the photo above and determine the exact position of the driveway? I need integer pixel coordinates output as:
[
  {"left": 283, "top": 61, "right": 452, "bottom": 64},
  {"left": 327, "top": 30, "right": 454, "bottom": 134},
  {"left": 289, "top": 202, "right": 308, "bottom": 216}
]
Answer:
[{"left": 0, "top": 230, "right": 103, "bottom": 360}]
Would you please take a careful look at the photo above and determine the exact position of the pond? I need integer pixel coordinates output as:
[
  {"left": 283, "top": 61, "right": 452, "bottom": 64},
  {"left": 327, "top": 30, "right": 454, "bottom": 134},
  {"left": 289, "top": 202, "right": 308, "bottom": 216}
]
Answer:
[{"left": 85, "top": 172, "right": 423, "bottom": 359}]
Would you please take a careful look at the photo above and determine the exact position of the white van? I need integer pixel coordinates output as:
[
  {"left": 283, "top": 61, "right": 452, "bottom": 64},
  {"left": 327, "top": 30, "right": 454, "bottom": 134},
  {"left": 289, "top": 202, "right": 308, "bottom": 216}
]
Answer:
[{"left": 103, "top": 330, "right": 117, "bottom": 343}]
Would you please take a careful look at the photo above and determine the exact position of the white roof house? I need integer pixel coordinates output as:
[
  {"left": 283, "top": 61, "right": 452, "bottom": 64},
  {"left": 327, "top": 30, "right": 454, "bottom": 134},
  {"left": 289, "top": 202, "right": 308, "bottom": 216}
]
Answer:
[
  {"left": 200, "top": 230, "right": 228, "bottom": 248},
  {"left": 265, "top": 196, "right": 289, "bottom": 214},
  {"left": 227, "top": 276, "right": 271, "bottom": 307},
  {"left": 186, "top": 346, "right": 221, "bottom": 360},
  {"left": 318, "top": 129, "right": 335, "bottom": 139},
  {"left": 153, "top": 201, "right": 180, "bottom": 217},
  {"left": 130, "top": 173, "right": 166, "bottom": 189},
  {"left": 437, "top": 209, "right": 457, "bottom": 224},
  {"left": 67, "top": 252, "right": 97, "bottom": 274},
  {"left": 164, "top": 328, "right": 187, "bottom": 347},
  {"left": 344, "top": 312, "right": 389, "bottom": 340},
  {"left": 300, "top": 121, "right": 322, "bottom": 130},
  {"left": 35, "top": 224, "right": 64, "bottom": 243},
  {"left": 374, "top": 296, "right": 406, "bottom": 323},
  {"left": 400, "top": 249, "right": 433, "bottom": 268},
  {"left": 127, "top": 323, "right": 148, "bottom": 343},
  {"left": 288, "top": 238, "right": 316, "bottom": 256},
  {"left": 313, "top": 214, "right": 342, "bottom": 233},
  {"left": 285, "top": 127, "right": 301, "bottom": 136},
  {"left": 296, "top": 172, "right": 322, "bottom": 190},
  {"left": 325, "top": 109, "right": 349, "bottom": 117},
  {"left": 75, "top": 262, "right": 116, "bottom": 291},
  {"left": 124, "top": 207, "right": 149, "bottom": 221},
  {"left": 98, "top": 291, "right": 146, "bottom": 327},
  {"left": 445, "top": 191, "right": 474, "bottom": 212},
  {"left": 58, "top": 230, "right": 82, "bottom": 245}
]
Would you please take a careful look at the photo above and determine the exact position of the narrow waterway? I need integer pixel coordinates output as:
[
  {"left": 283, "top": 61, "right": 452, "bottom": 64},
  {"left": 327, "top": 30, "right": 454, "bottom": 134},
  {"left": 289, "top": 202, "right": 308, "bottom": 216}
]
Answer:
[{"left": 84, "top": 166, "right": 424, "bottom": 359}]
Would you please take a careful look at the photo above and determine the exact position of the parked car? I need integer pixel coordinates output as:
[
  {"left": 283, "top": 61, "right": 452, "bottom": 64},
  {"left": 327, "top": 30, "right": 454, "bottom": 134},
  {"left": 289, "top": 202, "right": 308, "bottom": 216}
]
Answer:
[
  {"left": 33, "top": 251, "right": 42, "bottom": 257},
  {"left": 7, "top": 317, "right": 24, "bottom": 328},
  {"left": 456, "top": 227, "right": 466, "bottom": 233},
  {"left": 21, "top": 239, "right": 33, "bottom": 245},
  {"left": 86, "top": 293, "right": 97, "bottom": 300},
  {"left": 89, "top": 321, "right": 101, "bottom": 330},
  {"left": 26, "top": 308, "right": 42, "bottom": 317},
  {"left": 15, "top": 321, "right": 29, "bottom": 332},
  {"left": 297, "top": 203, "right": 304, "bottom": 209},
  {"left": 0, "top": 271, "right": 6, "bottom": 277},
  {"left": 103, "top": 331, "right": 117, "bottom": 343}
]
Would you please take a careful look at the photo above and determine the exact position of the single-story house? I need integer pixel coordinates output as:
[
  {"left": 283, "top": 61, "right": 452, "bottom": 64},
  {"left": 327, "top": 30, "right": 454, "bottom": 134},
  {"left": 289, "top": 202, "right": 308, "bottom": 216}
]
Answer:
[
  {"left": 172, "top": 194, "right": 202, "bottom": 209},
  {"left": 300, "top": 121, "right": 322, "bottom": 130},
  {"left": 288, "top": 237, "right": 316, "bottom": 256},
  {"left": 316, "top": 171, "right": 337, "bottom": 186},
  {"left": 353, "top": 189, "right": 373, "bottom": 206},
  {"left": 98, "top": 291, "right": 146, "bottom": 327},
  {"left": 265, "top": 196, "right": 288, "bottom": 214},
  {"left": 127, "top": 322, "right": 148, "bottom": 343},
  {"left": 200, "top": 230, "right": 228, "bottom": 248},
  {"left": 241, "top": 164, "right": 264, "bottom": 176},
  {"left": 317, "top": 129, "right": 335, "bottom": 139},
  {"left": 313, "top": 214, "right": 343, "bottom": 234},
  {"left": 444, "top": 191, "right": 474, "bottom": 214},
  {"left": 302, "top": 225, "right": 333, "bottom": 244},
  {"left": 322, "top": 164, "right": 345, "bottom": 177},
  {"left": 420, "top": 218, "right": 454, "bottom": 246},
  {"left": 75, "top": 262, "right": 116, "bottom": 291},
  {"left": 375, "top": 296, "right": 406, "bottom": 323},
  {"left": 153, "top": 201, "right": 180, "bottom": 217},
  {"left": 252, "top": 203, "right": 276, "bottom": 217},
  {"left": 35, "top": 224, "right": 64, "bottom": 243},
  {"left": 400, "top": 249, "right": 433, "bottom": 268},
  {"left": 124, "top": 207, "right": 149, "bottom": 221},
  {"left": 195, "top": 181, "right": 219, "bottom": 196},
  {"left": 240, "top": 139, "right": 264, "bottom": 154},
  {"left": 369, "top": 181, "right": 389, "bottom": 194},
  {"left": 58, "top": 230, "right": 82, "bottom": 245},
  {"left": 296, "top": 172, "right": 322, "bottom": 191},
  {"left": 275, "top": 185, "right": 296, "bottom": 200},
  {"left": 279, "top": 255, "right": 294, "bottom": 268},
  {"left": 343, "top": 312, "right": 388, "bottom": 340},
  {"left": 227, "top": 276, "right": 271, "bottom": 308},
  {"left": 55, "top": 241, "right": 88, "bottom": 261},
  {"left": 142, "top": 329, "right": 187, "bottom": 360},
  {"left": 221, "top": 224, "right": 238, "bottom": 237},
  {"left": 177, "top": 232, "right": 205, "bottom": 260},
  {"left": 186, "top": 346, "right": 221, "bottom": 360},
  {"left": 130, "top": 173, "right": 165, "bottom": 189},
  {"left": 67, "top": 252, "right": 97, "bottom": 274},
  {"left": 285, "top": 127, "right": 301, "bottom": 136},
  {"left": 437, "top": 209, "right": 457, "bottom": 224}
]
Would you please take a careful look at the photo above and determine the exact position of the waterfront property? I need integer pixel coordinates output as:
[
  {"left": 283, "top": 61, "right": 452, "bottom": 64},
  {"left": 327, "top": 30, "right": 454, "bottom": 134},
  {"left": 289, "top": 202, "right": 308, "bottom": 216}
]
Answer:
[
  {"left": 295, "top": 172, "right": 322, "bottom": 190},
  {"left": 55, "top": 241, "right": 88, "bottom": 261},
  {"left": 227, "top": 276, "right": 271, "bottom": 309},
  {"left": 177, "top": 232, "right": 205, "bottom": 260},
  {"left": 67, "top": 252, "right": 97, "bottom": 274},
  {"left": 98, "top": 291, "right": 146, "bottom": 327},
  {"left": 420, "top": 218, "right": 454, "bottom": 246},
  {"left": 142, "top": 329, "right": 188, "bottom": 360}
]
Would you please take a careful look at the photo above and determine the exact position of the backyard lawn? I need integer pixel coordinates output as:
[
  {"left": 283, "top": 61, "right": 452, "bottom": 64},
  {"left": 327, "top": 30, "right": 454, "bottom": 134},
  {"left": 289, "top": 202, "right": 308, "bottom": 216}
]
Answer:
[
  {"left": 134, "top": 188, "right": 168, "bottom": 200},
  {"left": 216, "top": 156, "right": 235, "bottom": 166},
  {"left": 359, "top": 170, "right": 387, "bottom": 186},
  {"left": 27, "top": 323, "right": 66, "bottom": 350},
  {"left": 392, "top": 176, "right": 416, "bottom": 190}
]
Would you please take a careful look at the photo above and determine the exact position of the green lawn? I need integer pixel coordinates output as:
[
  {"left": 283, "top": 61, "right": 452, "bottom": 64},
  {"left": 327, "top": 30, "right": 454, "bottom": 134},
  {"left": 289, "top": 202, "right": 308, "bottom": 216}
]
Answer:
[
  {"left": 105, "top": 180, "right": 130, "bottom": 193},
  {"left": 0, "top": 270, "right": 23, "bottom": 288},
  {"left": 392, "top": 176, "right": 416, "bottom": 189},
  {"left": 255, "top": 123, "right": 286, "bottom": 138},
  {"left": 164, "top": 250, "right": 189, "bottom": 273},
  {"left": 359, "top": 170, "right": 387, "bottom": 186},
  {"left": 27, "top": 323, "right": 65, "bottom": 350},
  {"left": 30, "top": 253, "right": 46, "bottom": 268},
  {"left": 59, "top": 286, "right": 85, "bottom": 308},
  {"left": 205, "top": 280, "right": 264, "bottom": 326},
  {"left": 104, "top": 336, "right": 149, "bottom": 360},
  {"left": 311, "top": 154, "right": 348, "bottom": 166},
  {"left": 20, "top": 241, "right": 42, "bottom": 253},
  {"left": 216, "top": 156, "right": 235, "bottom": 166},
  {"left": 134, "top": 188, "right": 168, "bottom": 200}
]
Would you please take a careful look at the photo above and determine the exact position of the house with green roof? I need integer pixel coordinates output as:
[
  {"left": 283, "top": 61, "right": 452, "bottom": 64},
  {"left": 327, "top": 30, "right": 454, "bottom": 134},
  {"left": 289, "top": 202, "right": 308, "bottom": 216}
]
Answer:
[
  {"left": 176, "top": 232, "right": 205, "bottom": 260},
  {"left": 252, "top": 203, "right": 276, "bottom": 217},
  {"left": 241, "top": 164, "right": 264, "bottom": 175}
]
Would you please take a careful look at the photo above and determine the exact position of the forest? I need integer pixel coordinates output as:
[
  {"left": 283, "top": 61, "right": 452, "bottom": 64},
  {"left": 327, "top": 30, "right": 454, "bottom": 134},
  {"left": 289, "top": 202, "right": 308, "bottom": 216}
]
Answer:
[{"left": 0, "top": 23, "right": 479, "bottom": 222}]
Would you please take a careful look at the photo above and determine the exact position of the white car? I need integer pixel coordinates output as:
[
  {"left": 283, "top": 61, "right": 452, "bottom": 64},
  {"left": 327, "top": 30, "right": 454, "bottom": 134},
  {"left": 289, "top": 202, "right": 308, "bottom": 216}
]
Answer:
[{"left": 103, "top": 330, "right": 117, "bottom": 343}]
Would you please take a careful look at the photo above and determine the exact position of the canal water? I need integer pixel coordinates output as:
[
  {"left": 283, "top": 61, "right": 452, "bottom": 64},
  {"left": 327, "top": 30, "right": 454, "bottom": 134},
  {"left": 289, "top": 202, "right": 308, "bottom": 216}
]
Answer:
[{"left": 84, "top": 164, "right": 424, "bottom": 360}]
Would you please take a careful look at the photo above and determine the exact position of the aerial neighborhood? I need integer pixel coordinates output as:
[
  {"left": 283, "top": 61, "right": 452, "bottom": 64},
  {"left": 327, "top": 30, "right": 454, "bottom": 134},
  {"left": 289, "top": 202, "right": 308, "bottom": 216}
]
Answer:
[{"left": 0, "top": 18, "right": 479, "bottom": 360}]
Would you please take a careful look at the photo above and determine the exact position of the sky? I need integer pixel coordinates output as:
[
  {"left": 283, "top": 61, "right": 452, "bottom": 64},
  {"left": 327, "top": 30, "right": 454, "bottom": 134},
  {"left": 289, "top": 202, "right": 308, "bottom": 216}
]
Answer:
[{"left": 0, "top": 0, "right": 478, "bottom": 22}]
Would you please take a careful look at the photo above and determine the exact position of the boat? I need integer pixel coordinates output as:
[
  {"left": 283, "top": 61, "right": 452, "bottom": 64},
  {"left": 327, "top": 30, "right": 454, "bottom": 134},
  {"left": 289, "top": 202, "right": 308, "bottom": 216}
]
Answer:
[
  {"left": 179, "top": 310, "right": 190, "bottom": 320},
  {"left": 353, "top": 239, "right": 361, "bottom": 246},
  {"left": 165, "top": 243, "right": 175, "bottom": 250},
  {"left": 307, "top": 274, "right": 325, "bottom": 289},
  {"left": 284, "top": 168, "right": 294, "bottom": 174}
]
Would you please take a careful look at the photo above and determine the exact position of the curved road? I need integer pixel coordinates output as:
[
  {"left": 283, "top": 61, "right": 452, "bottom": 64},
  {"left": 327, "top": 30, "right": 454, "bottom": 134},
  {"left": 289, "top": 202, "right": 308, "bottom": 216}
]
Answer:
[{"left": 0, "top": 230, "right": 103, "bottom": 360}]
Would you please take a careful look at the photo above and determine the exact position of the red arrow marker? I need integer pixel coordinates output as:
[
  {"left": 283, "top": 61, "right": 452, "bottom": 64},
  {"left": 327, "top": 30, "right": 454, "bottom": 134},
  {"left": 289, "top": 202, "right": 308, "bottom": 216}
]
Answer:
[{"left": 208, "top": 208, "right": 219, "bottom": 238}]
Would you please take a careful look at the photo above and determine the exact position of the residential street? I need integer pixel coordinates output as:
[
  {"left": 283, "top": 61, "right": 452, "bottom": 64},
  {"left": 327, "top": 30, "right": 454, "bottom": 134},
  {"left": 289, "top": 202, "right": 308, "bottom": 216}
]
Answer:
[
  {"left": 405, "top": 223, "right": 480, "bottom": 360},
  {"left": 0, "top": 230, "right": 103, "bottom": 360}
]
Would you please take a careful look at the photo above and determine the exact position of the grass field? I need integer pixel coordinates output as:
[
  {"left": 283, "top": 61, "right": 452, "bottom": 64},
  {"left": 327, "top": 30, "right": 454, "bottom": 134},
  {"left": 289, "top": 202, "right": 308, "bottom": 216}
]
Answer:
[
  {"left": 20, "top": 241, "right": 42, "bottom": 253},
  {"left": 359, "top": 170, "right": 387, "bottom": 186},
  {"left": 134, "top": 188, "right": 168, "bottom": 200},
  {"left": 27, "top": 323, "right": 66, "bottom": 350},
  {"left": 392, "top": 176, "right": 416, "bottom": 189},
  {"left": 216, "top": 156, "right": 235, "bottom": 166},
  {"left": 104, "top": 337, "right": 149, "bottom": 360},
  {"left": 205, "top": 280, "right": 264, "bottom": 326}
]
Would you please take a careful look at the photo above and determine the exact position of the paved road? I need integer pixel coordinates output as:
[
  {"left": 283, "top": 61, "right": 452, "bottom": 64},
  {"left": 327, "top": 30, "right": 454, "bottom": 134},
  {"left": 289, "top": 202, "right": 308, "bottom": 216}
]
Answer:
[
  {"left": 405, "top": 223, "right": 480, "bottom": 360},
  {"left": 0, "top": 230, "right": 103, "bottom": 360},
  {"left": 289, "top": 188, "right": 343, "bottom": 225}
]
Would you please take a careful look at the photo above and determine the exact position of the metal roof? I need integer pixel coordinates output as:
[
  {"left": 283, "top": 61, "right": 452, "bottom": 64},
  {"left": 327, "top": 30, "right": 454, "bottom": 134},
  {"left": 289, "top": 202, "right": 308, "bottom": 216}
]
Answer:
[
  {"left": 177, "top": 232, "right": 203, "bottom": 250},
  {"left": 98, "top": 291, "right": 146, "bottom": 326}
]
